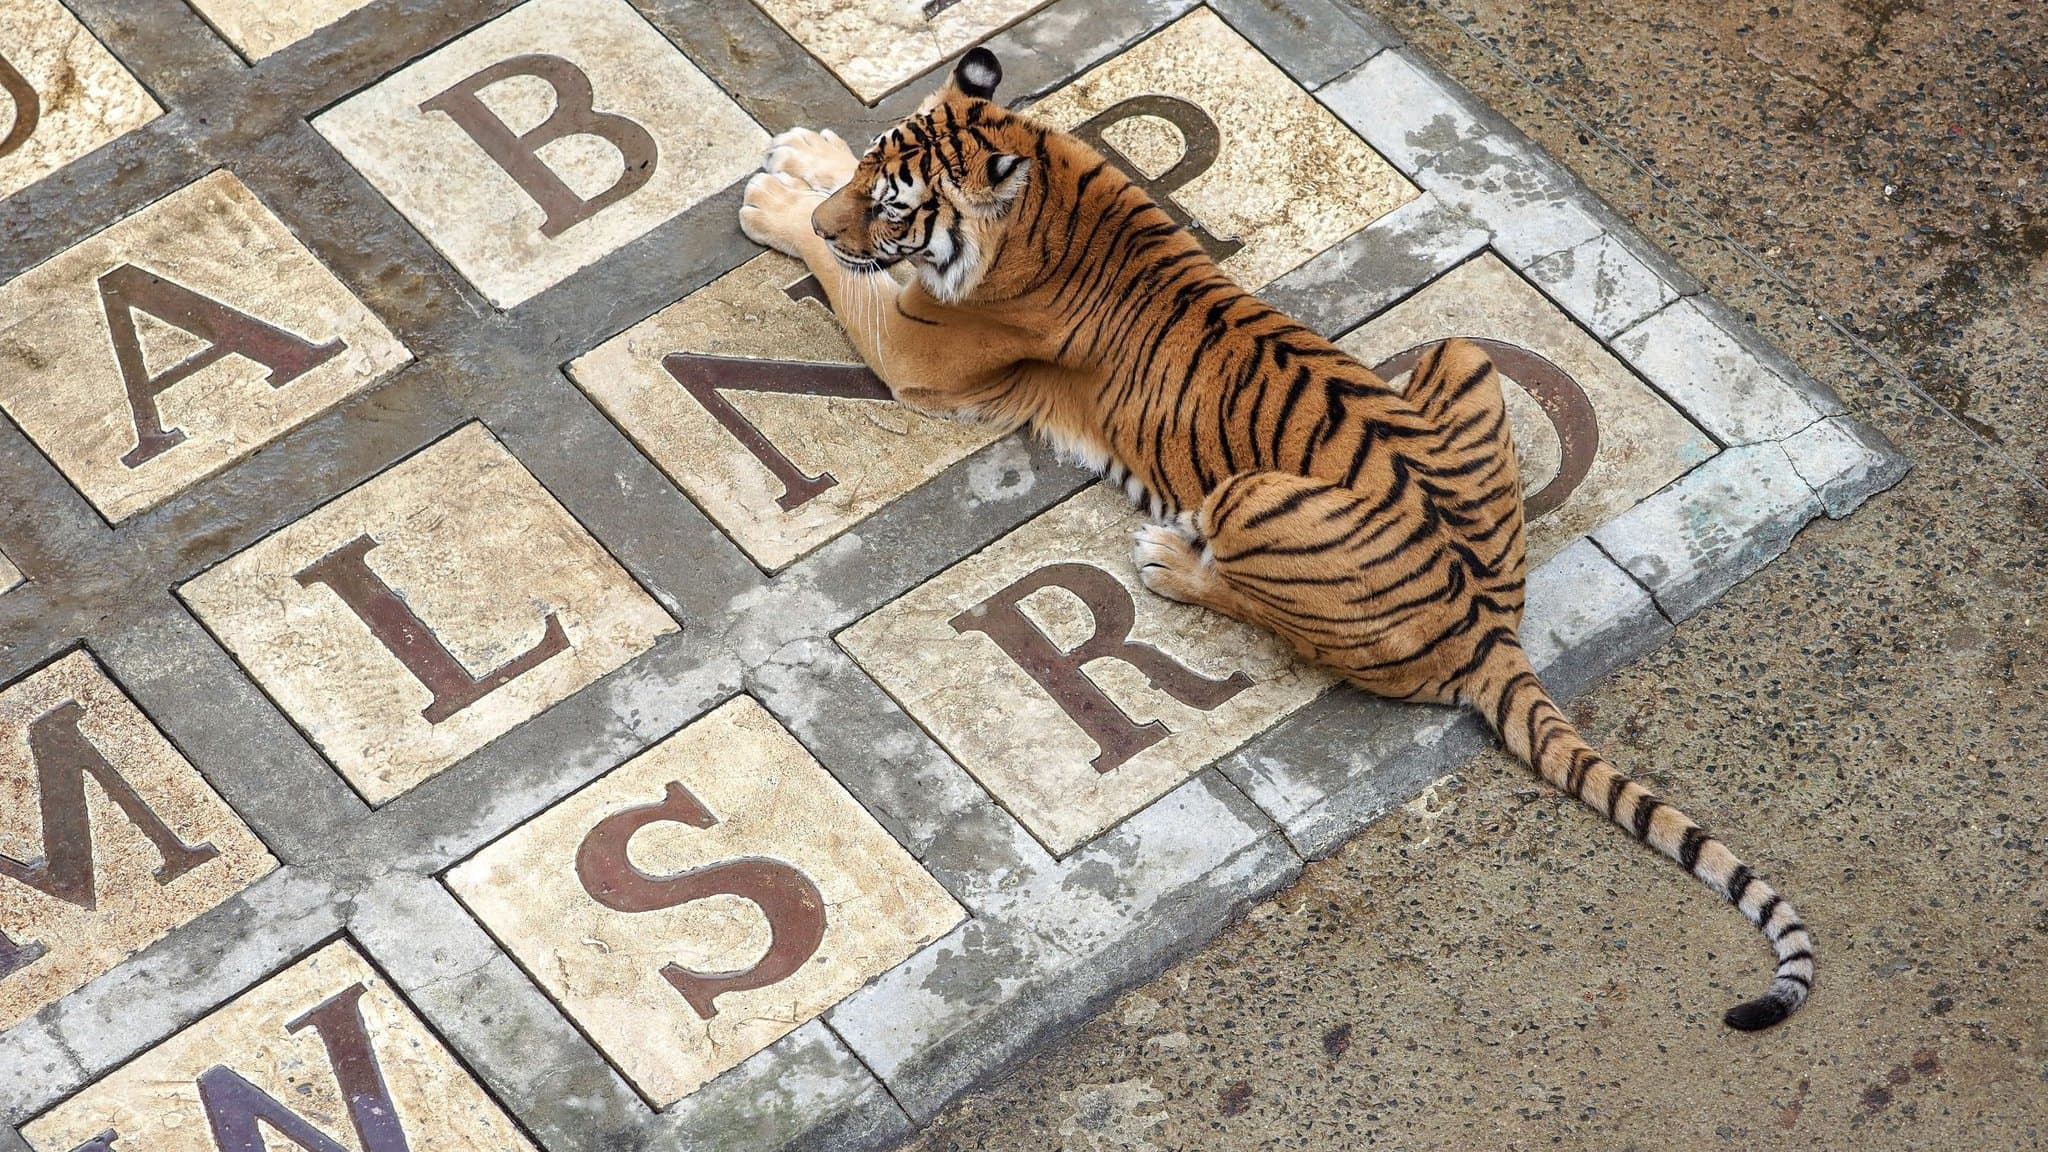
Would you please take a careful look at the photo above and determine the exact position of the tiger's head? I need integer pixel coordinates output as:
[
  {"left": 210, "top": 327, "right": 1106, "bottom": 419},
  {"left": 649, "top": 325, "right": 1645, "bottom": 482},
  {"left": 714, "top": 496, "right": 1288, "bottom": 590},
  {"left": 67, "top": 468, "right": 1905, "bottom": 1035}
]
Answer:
[{"left": 810, "top": 48, "right": 1034, "bottom": 303}]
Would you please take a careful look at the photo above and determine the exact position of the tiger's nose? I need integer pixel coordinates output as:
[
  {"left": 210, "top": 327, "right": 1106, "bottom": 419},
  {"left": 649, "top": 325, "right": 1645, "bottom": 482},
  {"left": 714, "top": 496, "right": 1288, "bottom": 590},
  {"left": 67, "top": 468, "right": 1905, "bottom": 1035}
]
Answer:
[{"left": 813, "top": 219, "right": 840, "bottom": 242}]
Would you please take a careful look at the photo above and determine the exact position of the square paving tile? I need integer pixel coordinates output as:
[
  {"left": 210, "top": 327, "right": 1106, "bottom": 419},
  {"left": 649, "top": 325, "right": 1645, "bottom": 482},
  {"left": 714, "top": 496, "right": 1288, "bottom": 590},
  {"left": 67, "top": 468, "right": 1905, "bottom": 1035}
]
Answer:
[
  {"left": 20, "top": 939, "right": 536, "bottom": 1151},
  {"left": 183, "top": 0, "right": 379, "bottom": 61},
  {"left": 313, "top": 0, "right": 769, "bottom": 309},
  {"left": 840, "top": 485, "right": 1336, "bottom": 857},
  {"left": 178, "top": 423, "right": 677, "bottom": 806},
  {"left": 0, "top": 0, "right": 162, "bottom": 201},
  {"left": 1335, "top": 253, "right": 1718, "bottom": 565},
  {"left": 0, "top": 550, "right": 19, "bottom": 594},
  {"left": 0, "top": 650, "right": 275, "bottom": 1033},
  {"left": 0, "top": 169, "right": 411, "bottom": 522},
  {"left": 446, "top": 695, "right": 963, "bottom": 1106},
  {"left": 568, "top": 252, "right": 1004, "bottom": 572},
  {"left": 755, "top": 0, "right": 1055, "bottom": 104},
  {"left": 1027, "top": 6, "right": 1418, "bottom": 291}
]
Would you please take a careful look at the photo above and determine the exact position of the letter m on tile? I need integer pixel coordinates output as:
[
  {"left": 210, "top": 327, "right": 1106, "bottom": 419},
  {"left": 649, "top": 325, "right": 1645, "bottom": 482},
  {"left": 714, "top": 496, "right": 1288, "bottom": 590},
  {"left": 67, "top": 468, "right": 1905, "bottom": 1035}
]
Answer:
[
  {"left": 0, "top": 701, "right": 218, "bottom": 980},
  {"left": 64, "top": 983, "right": 415, "bottom": 1152}
]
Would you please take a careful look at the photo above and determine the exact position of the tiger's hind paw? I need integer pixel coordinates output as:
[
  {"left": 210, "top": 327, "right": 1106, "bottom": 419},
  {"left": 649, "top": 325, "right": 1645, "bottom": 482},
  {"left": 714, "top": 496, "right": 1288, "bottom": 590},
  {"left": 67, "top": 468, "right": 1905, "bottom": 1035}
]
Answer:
[
  {"left": 765, "top": 127, "right": 858, "bottom": 193},
  {"left": 1133, "top": 520, "right": 1224, "bottom": 607}
]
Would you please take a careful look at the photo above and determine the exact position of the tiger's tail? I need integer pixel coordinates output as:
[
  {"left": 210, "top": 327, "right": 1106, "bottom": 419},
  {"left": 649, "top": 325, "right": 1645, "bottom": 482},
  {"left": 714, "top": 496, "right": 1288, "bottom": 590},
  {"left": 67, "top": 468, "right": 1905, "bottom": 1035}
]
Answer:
[{"left": 1462, "top": 634, "right": 1813, "bottom": 1029}]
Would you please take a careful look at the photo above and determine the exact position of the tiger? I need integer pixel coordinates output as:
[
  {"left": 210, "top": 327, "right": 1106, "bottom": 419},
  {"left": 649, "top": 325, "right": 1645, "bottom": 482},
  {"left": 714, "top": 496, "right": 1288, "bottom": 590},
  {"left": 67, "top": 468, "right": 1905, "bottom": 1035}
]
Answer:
[{"left": 737, "top": 46, "right": 1814, "bottom": 1030}]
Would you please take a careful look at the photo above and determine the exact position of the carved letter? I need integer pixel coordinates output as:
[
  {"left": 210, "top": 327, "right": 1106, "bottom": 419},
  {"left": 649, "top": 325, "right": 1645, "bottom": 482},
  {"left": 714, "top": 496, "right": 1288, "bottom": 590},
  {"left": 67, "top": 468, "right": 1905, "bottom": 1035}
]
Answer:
[
  {"left": 191, "top": 982, "right": 412, "bottom": 1152},
  {"left": 294, "top": 534, "right": 569, "bottom": 723},
  {"left": 950, "top": 562, "right": 1253, "bottom": 773},
  {"left": 97, "top": 263, "right": 347, "bottom": 469},
  {"left": 421, "top": 54, "right": 658, "bottom": 238},
  {"left": 0, "top": 701, "right": 218, "bottom": 910},
  {"left": 0, "top": 53, "right": 38, "bottom": 160},
  {"left": 1070, "top": 95, "right": 1243, "bottom": 263},
  {"left": 0, "top": 928, "right": 48, "bottom": 982},
  {"left": 576, "top": 780, "right": 826, "bottom": 1020},
  {"left": 1371, "top": 338, "right": 1600, "bottom": 519},
  {"left": 662, "top": 351, "right": 892, "bottom": 510}
]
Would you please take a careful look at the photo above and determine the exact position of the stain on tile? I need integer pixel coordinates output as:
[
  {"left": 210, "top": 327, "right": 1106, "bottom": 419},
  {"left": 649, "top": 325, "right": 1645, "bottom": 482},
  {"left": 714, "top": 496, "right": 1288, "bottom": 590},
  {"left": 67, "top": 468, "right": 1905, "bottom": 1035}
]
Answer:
[
  {"left": 568, "top": 252, "right": 1003, "bottom": 571},
  {"left": 1028, "top": 7, "right": 1419, "bottom": 290},
  {"left": 178, "top": 423, "right": 676, "bottom": 806},
  {"left": 20, "top": 940, "right": 536, "bottom": 1152},
  {"left": 184, "top": 0, "right": 381, "bottom": 61},
  {"left": 0, "top": 170, "right": 412, "bottom": 522},
  {"left": 446, "top": 695, "right": 962, "bottom": 1105},
  {"left": 754, "top": 0, "right": 1057, "bottom": 104},
  {"left": 0, "top": 650, "right": 275, "bottom": 1033},
  {"left": 313, "top": 0, "right": 768, "bottom": 308},
  {"left": 840, "top": 485, "right": 1335, "bottom": 856},
  {"left": 1337, "top": 253, "right": 1717, "bottom": 564},
  {"left": 0, "top": 0, "right": 162, "bottom": 201}
]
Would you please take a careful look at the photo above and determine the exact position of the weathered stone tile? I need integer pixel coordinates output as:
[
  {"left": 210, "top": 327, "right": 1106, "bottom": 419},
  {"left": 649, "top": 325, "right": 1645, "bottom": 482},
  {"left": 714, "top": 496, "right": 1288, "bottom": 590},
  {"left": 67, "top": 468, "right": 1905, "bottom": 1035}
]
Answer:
[
  {"left": 1336, "top": 253, "right": 1717, "bottom": 565},
  {"left": 179, "top": 423, "right": 676, "bottom": 806},
  {"left": 1613, "top": 298, "right": 1838, "bottom": 445},
  {"left": 839, "top": 485, "right": 1334, "bottom": 857},
  {"left": 568, "top": 252, "right": 1002, "bottom": 572},
  {"left": 1526, "top": 231, "right": 1681, "bottom": 339},
  {"left": 0, "top": 551, "right": 19, "bottom": 594},
  {"left": 1027, "top": 7, "right": 1418, "bottom": 290},
  {"left": 1781, "top": 414, "right": 1909, "bottom": 519},
  {"left": 313, "top": 0, "right": 767, "bottom": 308},
  {"left": 20, "top": 940, "right": 535, "bottom": 1151},
  {"left": 1209, "top": 0, "right": 1388, "bottom": 89},
  {"left": 446, "top": 696, "right": 961, "bottom": 1107},
  {"left": 755, "top": 0, "right": 1056, "bottom": 104},
  {"left": 1592, "top": 442, "right": 1823, "bottom": 622},
  {"left": 0, "top": 0, "right": 162, "bottom": 201},
  {"left": 0, "top": 651, "right": 275, "bottom": 1034},
  {"left": 183, "top": 0, "right": 378, "bottom": 61},
  {"left": 0, "top": 170, "right": 411, "bottom": 522}
]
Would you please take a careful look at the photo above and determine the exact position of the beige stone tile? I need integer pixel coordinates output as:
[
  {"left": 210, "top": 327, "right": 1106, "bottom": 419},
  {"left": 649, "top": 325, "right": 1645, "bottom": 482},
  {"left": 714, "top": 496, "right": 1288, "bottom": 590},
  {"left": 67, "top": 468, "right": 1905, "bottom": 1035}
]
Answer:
[
  {"left": 0, "top": 0, "right": 162, "bottom": 201},
  {"left": 184, "top": 0, "right": 377, "bottom": 61},
  {"left": 314, "top": 0, "right": 768, "bottom": 309},
  {"left": 569, "top": 252, "right": 1003, "bottom": 571},
  {"left": 447, "top": 695, "right": 961, "bottom": 1105},
  {"left": 21, "top": 940, "right": 536, "bottom": 1152},
  {"left": 0, "top": 550, "right": 19, "bottom": 593},
  {"left": 0, "top": 650, "right": 275, "bottom": 1033},
  {"left": 754, "top": 0, "right": 1053, "bottom": 103},
  {"left": 1335, "top": 253, "right": 1718, "bottom": 565},
  {"left": 840, "top": 486, "right": 1335, "bottom": 856},
  {"left": 1028, "top": 7, "right": 1418, "bottom": 290},
  {"left": 0, "top": 170, "right": 412, "bottom": 522},
  {"left": 179, "top": 423, "right": 675, "bottom": 806}
]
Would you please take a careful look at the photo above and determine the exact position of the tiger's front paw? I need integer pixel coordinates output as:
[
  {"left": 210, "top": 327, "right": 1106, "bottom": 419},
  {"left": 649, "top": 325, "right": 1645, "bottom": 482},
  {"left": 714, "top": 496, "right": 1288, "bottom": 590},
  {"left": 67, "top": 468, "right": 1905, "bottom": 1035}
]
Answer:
[
  {"left": 1133, "top": 519, "right": 1222, "bottom": 607},
  {"left": 740, "top": 171, "right": 825, "bottom": 257},
  {"left": 766, "top": 127, "right": 858, "bottom": 193}
]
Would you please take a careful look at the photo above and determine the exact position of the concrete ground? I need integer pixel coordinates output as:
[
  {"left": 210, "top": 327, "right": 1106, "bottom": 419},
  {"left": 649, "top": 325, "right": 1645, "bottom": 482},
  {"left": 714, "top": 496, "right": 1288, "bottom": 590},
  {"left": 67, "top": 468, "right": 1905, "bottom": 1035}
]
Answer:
[{"left": 906, "top": 2, "right": 2048, "bottom": 1148}]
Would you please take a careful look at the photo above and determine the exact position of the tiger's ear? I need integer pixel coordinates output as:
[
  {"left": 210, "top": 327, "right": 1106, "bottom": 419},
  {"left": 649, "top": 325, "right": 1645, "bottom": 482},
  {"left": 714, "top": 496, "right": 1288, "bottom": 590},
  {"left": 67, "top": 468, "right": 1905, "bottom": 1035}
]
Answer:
[
  {"left": 984, "top": 152, "right": 1030, "bottom": 207},
  {"left": 951, "top": 47, "right": 1002, "bottom": 101}
]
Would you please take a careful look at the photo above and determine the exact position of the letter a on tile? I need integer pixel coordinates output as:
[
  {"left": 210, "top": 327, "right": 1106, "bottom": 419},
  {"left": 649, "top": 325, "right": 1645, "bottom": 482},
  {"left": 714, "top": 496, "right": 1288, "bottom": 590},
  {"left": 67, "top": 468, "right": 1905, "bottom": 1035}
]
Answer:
[
  {"left": 950, "top": 562, "right": 1254, "bottom": 774},
  {"left": 575, "top": 779, "right": 826, "bottom": 1019},
  {"left": 420, "top": 54, "right": 657, "bottom": 238},
  {"left": 99, "top": 263, "right": 348, "bottom": 469},
  {"left": 294, "top": 533, "right": 570, "bottom": 723}
]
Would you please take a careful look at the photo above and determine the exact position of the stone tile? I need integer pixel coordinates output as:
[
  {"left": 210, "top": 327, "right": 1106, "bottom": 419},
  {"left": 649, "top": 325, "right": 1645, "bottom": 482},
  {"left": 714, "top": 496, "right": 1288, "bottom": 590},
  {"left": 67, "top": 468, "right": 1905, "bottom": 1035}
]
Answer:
[
  {"left": 1613, "top": 298, "right": 1838, "bottom": 445},
  {"left": 0, "top": 0, "right": 162, "bottom": 201},
  {"left": 839, "top": 485, "right": 1334, "bottom": 857},
  {"left": 568, "top": 252, "right": 1002, "bottom": 572},
  {"left": 446, "top": 696, "right": 961, "bottom": 1107},
  {"left": 1208, "top": 0, "right": 1387, "bottom": 89},
  {"left": 1027, "top": 7, "right": 1418, "bottom": 290},
  {"left": 0, "top": 551, "right": 18, "bottom": 594},
  {"left": 1526, "top": 231, "right": 1680, "bottom": 339},
  {"left": 313, "top": 0, "right": 768, "bottom": 309},
  {"left": 184, "top": 0, "right": 378, "bottom": 61},
  {"left": 755, "top": 0, "right": 1056, "bottom": 104},
  {"left": 178, "top": 423, "right": 676, "bottom": 806},
  {"left": 1335, "top": 253, "right": 1716, "bottom": 565},
  {"left": 0, "top": 170, "right": 411, "bottom": 522},
  {"left": 19, "top": 940, "right": 535, "bottom": 1151},
  {"left": 0, "top": 650, "right": 275, "bottom": 1033},
  {"left": 1782, "top": 414, "right": 1910, "bottom": 520}
]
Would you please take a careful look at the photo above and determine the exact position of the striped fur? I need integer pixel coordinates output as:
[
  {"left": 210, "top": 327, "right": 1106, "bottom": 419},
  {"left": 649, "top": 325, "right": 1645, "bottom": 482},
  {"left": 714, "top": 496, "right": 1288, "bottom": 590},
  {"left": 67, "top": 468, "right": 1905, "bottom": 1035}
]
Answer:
[{"left": 739, "top": 47, "right": 1813, "bottom": 1029}]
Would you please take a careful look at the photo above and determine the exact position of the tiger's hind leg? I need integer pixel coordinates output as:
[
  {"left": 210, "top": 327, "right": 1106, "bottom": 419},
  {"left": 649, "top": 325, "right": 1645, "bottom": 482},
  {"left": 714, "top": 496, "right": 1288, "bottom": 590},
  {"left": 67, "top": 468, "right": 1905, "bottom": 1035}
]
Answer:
[{"left": 1133, "top": 515, "right": 1244, "bottom": 616}]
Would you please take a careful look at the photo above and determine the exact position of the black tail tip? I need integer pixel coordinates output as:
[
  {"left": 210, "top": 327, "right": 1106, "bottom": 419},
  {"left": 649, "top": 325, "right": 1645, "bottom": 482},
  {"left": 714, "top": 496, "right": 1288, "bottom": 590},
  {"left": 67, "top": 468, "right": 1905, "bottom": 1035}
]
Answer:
[{"left": 1724, "top": 995, "right": 1794, "bottom": 1031}]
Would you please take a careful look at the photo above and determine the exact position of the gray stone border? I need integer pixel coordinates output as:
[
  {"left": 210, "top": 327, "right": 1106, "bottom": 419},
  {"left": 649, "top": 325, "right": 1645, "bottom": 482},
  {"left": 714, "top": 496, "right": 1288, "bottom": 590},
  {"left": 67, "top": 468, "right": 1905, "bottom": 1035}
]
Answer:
[{"left": 0, "top": 2, "right": 1905, "bottom": 1150}]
